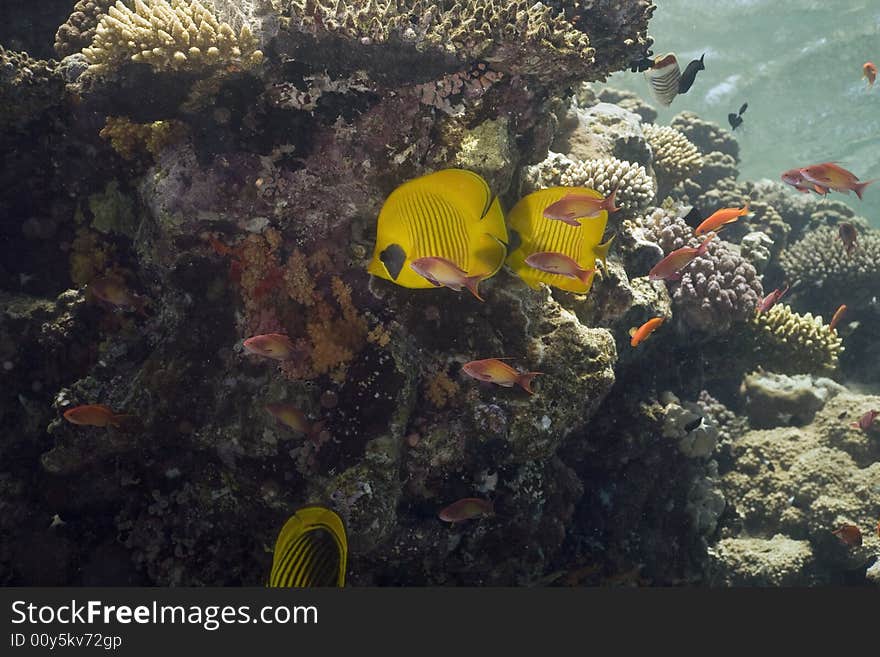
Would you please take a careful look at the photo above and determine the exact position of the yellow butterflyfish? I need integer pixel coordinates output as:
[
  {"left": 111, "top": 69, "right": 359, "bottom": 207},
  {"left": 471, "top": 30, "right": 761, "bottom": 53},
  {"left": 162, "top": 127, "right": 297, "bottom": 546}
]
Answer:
[
  {"left": 367, "top": 169, "right": 508, "bottom": 291},
  {"left": 268, "top": 506, "right": 347, "bottom": 587},
  {"left": 506, "top": 186, "right": 614, "bottom": 294}
]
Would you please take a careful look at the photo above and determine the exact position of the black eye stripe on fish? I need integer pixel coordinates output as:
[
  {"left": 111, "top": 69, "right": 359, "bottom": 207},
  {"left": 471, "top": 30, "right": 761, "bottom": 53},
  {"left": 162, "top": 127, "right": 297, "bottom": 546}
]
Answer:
[{"left": 379, "top": 244, "right": 406, "bottom": 280}]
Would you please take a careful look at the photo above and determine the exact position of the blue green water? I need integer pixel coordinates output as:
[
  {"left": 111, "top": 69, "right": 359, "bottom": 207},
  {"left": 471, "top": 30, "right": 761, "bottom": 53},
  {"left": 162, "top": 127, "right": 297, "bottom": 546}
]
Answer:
[{"left": 605, "top": 0, "right": 880, "bottom": 224}]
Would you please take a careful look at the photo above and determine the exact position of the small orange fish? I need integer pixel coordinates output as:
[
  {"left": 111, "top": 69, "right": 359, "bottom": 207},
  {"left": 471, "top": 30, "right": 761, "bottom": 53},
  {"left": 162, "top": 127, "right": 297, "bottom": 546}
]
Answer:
[
  {"left": 851, "top": 409, "right": 879, "bottom": 432},
  {"left": 831, "top": 524, "right": 862, "bottom": 548},
  {"left": 542, "top": 186, "right": 621, "bottom": 227},
  {"left": 800, "top": 163, "right": 876, "bottom": 200},
  {"left": 524, "top": 251, "right": 595, "bottom": 286},
  {"left": 838, "top": 222, "right": 859, "bottom": 256},
  {"left": 265, "top": 403, "right": 311, "bottom": 433},
  {"left": 694, "top": 203, "right": 750, "bottom": 236},
  {"left": 243, "top": 334, "right": 295, "bottom": 360},
  {"left": 88, "top": 277, "right": 148, "bottom": 316},
  {"left": 648, "top": 234, "right": 714, "bottom": 281},
  {"left": 438, "top": 497, "right": 494, "bottom": 523},
  {"left": 462, "top": 358, "right": 542, "bottom": 394},
  {"left": 756, "top": 285, "right": 789, "bottom": 314},
  {"left": 828, "top": 304, "right": 847, "bottom": 332},
  {"left": 629, "top": 317, "right": 664, "bottom": 347},
  {"left": 863, "top": 61, "right": 877, "bottom": 87},
  {"left": 63, "top": 404, "right": 130, "bottom": 428},
  {"left": 410, "top": 257, "right": 487, "bottom": 302}
]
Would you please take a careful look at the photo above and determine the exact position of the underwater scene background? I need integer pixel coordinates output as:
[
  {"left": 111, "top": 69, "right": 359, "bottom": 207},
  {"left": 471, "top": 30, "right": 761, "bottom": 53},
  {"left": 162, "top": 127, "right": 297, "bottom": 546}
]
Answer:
[{"left": 0, "top": 1, "right": 878, "bottom": 587}]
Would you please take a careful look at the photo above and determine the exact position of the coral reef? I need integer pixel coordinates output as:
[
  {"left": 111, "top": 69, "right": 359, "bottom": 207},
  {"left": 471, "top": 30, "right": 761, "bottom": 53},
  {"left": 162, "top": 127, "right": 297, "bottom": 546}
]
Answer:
[
  {"left": 0, "top": 46, "right": 65, "bottom": 131},
  {"left": 99, "top": 116, "right": 187, "bottom": 160},
  {"left": 523, "top": 152, "right": 655, "bottom": 214},
  {"left": 641, "top": 123, "right": 702, "bottom": 193},
  {"left": 55, "top": 0, "right": 125, "bottom": 58},
  {"left": 82, "top": 0, "right": 264, "bottom": 75},
  {"left": 551, "top": 101, "right": 651, "bottom": 166}
]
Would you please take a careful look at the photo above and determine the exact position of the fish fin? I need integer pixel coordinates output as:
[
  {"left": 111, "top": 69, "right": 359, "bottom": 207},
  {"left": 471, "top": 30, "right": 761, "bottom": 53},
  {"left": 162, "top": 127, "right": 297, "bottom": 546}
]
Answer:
[
  {"left": 463, "top": 275, "right": 486, "bottom": 302},
  {"left": 696, "top": 233, "right": 715, "bottom": 256},
  {"left": 269, "top": 506, "right": 347, "bottom": 587},
  {"left": 576, "top": 268, "right": 596, "bottom": 286},
  {"left": 516, "top": 372, "right": 543, "bottom": 395},
  {"left": 603, "top": 184, "right": 622, "bottom": 214},
  {"left": 593, "top": 235, "right": 615, "bottom": 271},
  {"left": 628, "top": 327, "right": 638, "bottom": 337},
  {"left": 109, "top": 414, "right": 137, "bottom": 430},
  {"left": 853, "top": 179, "right": 877, "bottom": 200},
  {"left": 741, "top": 202, "right": 751, "bottom": 215}
]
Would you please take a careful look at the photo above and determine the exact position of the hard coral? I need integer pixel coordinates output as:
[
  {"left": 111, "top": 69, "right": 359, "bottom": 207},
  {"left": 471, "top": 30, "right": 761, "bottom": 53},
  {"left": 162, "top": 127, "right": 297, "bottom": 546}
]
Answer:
[
  {"left": 55, "top": 0, "right": 127, "bottom": 58},
  {"left": 0, "top": 46, "right": 64, "bottom": 131},
  {"left": 642, "top": 123, "right": 703, "bottom": 191},
  {"left": 745, "top": 304, "right": 843, "bottom": 375},
  {"left": 83, "top": 0, "right": 264, "bottom": 76},
  {"left": 100, "top": 116, "right": 187, "bottom": 160},
  {"left": 523, "top": 151, "right": 655, "bottom": 214},
  {"left": 669, "top": 111, "right": 739, "bottom": 162}
]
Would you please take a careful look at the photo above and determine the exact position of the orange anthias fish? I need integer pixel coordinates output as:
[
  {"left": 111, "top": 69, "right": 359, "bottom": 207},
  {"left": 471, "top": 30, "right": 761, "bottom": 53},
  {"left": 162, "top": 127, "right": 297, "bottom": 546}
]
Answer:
[
  {"left": 438, "top": 497, "right": 494, "bottom": 523},
  {"left": 648, "top": 234, "right": 714, "bottom": 281},
  {"left": 243, "top": 334, "right": 296, "bottom": 360},
  {"left": 799, "top": 163, "right": 876, "bottom": 200},
  {"left": 851, "top": 409, "right": 879, "bottom": 432},
  {"left": 410, "top": 256, "right": 487, "bottom": 302},
  {"left": 265, "top": 403, "right": 311, "bottom": 434},
  {"left": 63, "top": 404, "right": 130, "bottom": 428},
  {"left": 694, "top": 203, "right": 750, "bottom": 236},
  {"left": 542, "top": 186, "right": 621, "bottom": 227},
  {"left": 462, "top": 358, "right": 542, "bottom": 394},
  {"left": 756, "top": 285, "right": 789, "bottom": 314},
  {"left": 828, "top": 304, "right": 847, "bottom": 332},
  {"left": 524, "top": 251, "right": 596, "bottom": 286},
  {"left": 780, "top": 169, "right": 829, "bottom": 196},
  {"left": 864, "top": 61, "right": 877, "bottom": 87},
  {"left": 629, "top": 317, "right": 665, "bottom": 347},
  {"left": 838, "top": 222, "right": 859, "bottom": 255},
  {"left": 831, "top": 524, "right": 862, "bottom": 548},
  {"left": 88, "top": 277, "right": 149, "bottom": 316}
]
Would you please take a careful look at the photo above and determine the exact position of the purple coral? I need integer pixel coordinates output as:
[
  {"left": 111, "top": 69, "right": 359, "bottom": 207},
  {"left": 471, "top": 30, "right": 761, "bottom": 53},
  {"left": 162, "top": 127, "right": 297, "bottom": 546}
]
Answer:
[{"left": 639, "top": 207, "right": 763, "bottom": 333}]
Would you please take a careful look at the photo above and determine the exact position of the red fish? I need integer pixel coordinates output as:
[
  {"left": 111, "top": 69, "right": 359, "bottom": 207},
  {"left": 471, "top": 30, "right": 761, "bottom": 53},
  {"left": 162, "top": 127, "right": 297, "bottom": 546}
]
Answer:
[
  {"left": 243, "top": 334, "right": 295, "bottom": 360},
  {"left": 838, "top": 222, "right": 858, "bottom": 256},
  {"left": 828, "top": 304, "right": 847, "bottom": 331},
  {"left": 694, "top": 203, "right": 750, "bottom": 236},
  {"left": 63, "top": 404, "right": 130, "bottom": 428},
  {"left": 864, "top": 61, "right": 877, "bottom": 87},
  {"left": 410, "top": 257, "right": 486, "bottom": 302},
  {"left": 265, "top": 403, "right": 311, "bottom": 433},
  {"left": 462, "top": 358, "right": 542, "bottom": 394},
  {"left": 524, "top": 251, "right": 595, "bottom": 286},
  {"left": 438, "top": 497, "right": 494, "bottom": 523},
  {"left": 756, "top": 285, "right": 789, "bottom": 314},
  {"left": 648, "top": 234, "right": 714, "bottom": 282},
  {"left": 851, "top": 409, "right": 879, "bottom": 432},
  {"left": 542, "top": 186, "right": 620, "bottom": 226},
  {"left": 780, "top": 169, "right": 829, "bottom": 195},
  {"left": 831, "top": 524, "right": 862, "bottom": 548},
  {"left": 629, "top": 317, "right": 664, "bottom": 347},
  {"left": 89, "top": 277, "right": 149, "bottom": 316},
  {"left": 800, "top": 163, "right": 876, "bottom": 200}
]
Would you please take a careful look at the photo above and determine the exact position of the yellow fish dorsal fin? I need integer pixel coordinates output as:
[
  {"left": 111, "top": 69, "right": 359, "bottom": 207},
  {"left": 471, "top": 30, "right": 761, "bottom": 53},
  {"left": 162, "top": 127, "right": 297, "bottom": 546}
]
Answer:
[
  {"left": 421, "top": 168, "right": 494, "bottom": 219},
  {"left": 268, "top": 506, "right": 348, "bottom": 587}
]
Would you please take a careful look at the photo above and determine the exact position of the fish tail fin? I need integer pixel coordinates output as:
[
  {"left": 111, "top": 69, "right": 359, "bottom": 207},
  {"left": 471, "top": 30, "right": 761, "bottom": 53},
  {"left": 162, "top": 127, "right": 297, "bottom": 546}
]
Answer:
[
  {"left": 853, "top": 179, "right": 877, "bottom": 200},
  {"left": 516, "top": 372, "right": 543, "bottom": 395},
  {"left": 594, "top": 234, "right": 616, "bottom": 271},
  {"left": 110, "top": 414, "right": 137, "bottom": 430},
  {"left": 696, "top": 233, "right": 715, "bottom": 256},
  {"left": 464, "top": 275, "right": 486, "bottom": 302},
  {"left": 603, "top": 184, "right": 622, "bottom": 214},
  {"left": 576, "top": 267, "right": 596, "bottom": 286}
]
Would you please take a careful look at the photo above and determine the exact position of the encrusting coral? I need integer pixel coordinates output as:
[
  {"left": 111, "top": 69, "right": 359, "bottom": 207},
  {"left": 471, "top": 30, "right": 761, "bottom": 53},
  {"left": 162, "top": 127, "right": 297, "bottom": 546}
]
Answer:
[
  {"left": 0, "top": 46, "right": 64, "bottom": 131},
  {"left": 82, "top": 0, "right": 264, "bottom": 75},
  {"left": 642, "top": 123, "right": 703, "bottom": 191},
  {"left": 99, "top": 116, "right": 187, "bottom": 160},
  {"left": 523, "top": 152, "right": 655, "bottom": 213}
]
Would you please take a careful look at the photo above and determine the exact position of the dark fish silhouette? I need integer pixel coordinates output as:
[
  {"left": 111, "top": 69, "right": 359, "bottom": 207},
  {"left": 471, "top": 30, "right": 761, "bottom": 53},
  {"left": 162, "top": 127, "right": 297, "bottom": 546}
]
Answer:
[
  {"left": 629, "top": 47, "right": 654, "bottom": 73},
  {"left": 728, "top": 100, "right": 748, "bottom": 130},
  {"left": 678, "top": 53, "right": 705, "bottom": 94}
]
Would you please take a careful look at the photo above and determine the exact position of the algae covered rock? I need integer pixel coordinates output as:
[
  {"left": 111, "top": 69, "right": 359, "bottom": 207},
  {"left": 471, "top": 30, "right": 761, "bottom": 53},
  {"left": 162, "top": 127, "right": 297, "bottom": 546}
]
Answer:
[{"left": 708, "top": 535, "right": 814, "bottom": 586}]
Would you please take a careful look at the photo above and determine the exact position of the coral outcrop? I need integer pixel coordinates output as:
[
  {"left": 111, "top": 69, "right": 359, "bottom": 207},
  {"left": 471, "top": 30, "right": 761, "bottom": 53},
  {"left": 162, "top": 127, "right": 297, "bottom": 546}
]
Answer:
[{"left": 641, "top": 123, "right": 702, "bottom": 193}]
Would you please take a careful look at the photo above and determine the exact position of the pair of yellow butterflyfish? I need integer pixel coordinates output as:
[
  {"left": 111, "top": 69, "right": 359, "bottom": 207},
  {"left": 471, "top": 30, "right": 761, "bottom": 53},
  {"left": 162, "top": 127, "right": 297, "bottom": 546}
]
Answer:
[{"left": 366, "top": 168, "right": 615, "bottom": 296}]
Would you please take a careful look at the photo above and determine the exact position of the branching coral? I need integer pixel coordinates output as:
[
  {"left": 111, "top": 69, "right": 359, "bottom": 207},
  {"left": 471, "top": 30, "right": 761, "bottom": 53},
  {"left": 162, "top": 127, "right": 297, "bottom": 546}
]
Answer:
[
  {"left": 642, "top": 123, "right": 703, "bottom": 190},
  {"left": 636, "top": 206, "right": 762, "bottom": 333},
  {"left": 744, "top": 304, "right": 843, "bottom": 375},
  {"left": 778, "top": 225, "right": 880, "bottom": 304},
  {"left": 82, "top": 0, "right": 264, "bottom": 75},
  {"left": 100, "top": 116, "right": 187, "bottom": 160},
  {"left": 523, "top": 152, "right": 655, "bottom": 213},
  {"left": 669, "top": 111, "right": 739, "bottom": 161}
]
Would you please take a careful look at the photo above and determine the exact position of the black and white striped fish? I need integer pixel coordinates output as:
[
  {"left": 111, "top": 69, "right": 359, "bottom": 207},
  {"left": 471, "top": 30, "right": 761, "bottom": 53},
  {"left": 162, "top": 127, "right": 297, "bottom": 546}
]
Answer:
[{"left": 644, "top": 53, "right": 681, "bottom": 107}]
